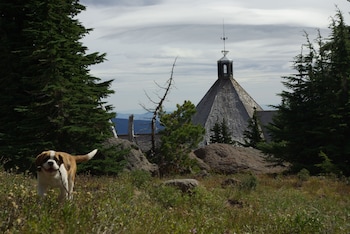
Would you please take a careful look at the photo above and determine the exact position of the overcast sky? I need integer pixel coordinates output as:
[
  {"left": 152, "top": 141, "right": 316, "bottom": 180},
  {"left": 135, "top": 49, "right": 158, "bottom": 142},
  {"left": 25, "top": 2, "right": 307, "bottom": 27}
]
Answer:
[{"left": 78, "top": 0, "right": 349, "bottom": 114}]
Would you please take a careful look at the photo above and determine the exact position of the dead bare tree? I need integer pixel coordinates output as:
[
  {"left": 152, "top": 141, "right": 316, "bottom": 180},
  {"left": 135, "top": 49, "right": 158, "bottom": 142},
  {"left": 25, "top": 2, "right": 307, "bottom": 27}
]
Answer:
[{"left": 140, "top": 57, "right": 177, "bottom": 155}]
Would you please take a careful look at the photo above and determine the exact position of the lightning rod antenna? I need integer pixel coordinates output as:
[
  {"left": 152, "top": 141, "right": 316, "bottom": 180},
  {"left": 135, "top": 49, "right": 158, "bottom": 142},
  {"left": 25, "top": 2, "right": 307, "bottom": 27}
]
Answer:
[{"left": 221, "top": 20, "right": 228, "bottom": 56}]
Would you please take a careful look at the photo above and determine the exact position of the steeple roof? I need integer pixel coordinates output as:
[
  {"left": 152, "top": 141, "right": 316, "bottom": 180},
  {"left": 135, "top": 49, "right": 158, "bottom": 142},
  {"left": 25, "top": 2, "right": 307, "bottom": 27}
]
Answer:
[
  {"left": 219, "top": 55, "right": 230, "bottom": 61},
  {"left": 192, "top": 51, "right": 263, "bottom": 145}
]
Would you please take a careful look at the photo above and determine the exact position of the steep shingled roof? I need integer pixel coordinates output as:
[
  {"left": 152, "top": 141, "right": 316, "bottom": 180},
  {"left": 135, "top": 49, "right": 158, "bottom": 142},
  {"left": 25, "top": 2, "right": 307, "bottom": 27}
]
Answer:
[
  {"left": 256, "top": 110, "right": 277, "bottom": 142},
  {"left": 192, "top": 53, "right": 263, "bottom": 145}
]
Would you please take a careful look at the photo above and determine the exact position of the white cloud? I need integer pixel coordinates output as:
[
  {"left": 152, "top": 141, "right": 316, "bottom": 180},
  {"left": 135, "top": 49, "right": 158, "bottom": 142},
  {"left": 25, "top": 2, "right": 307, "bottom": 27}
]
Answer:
[{"left": 79, "top": 0, "right": 350, "bottom": 113}]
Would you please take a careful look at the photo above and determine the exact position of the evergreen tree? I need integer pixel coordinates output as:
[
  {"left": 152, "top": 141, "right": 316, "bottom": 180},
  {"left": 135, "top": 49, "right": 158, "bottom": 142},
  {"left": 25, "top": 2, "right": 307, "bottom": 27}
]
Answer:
[
  {"left": 220, "top": 119, "right": 234, "bottom": 144},
  {"left": 210, "top": 118, "right": 234, "bottom": 144},
  {"left": 0, "top": 0, "right": 115, "bottom": 172},
  {"left": 262, "top": 10, "right": 350, "bottom": 175},
  {"left": 153, "top": 101, "right": 205, "bottom": 176},
  {"left": 243, "top": 108, "right": 264, "bottom": 148},
  {"left": 209, "top": 121, "right": 222, "bottom": 143}
]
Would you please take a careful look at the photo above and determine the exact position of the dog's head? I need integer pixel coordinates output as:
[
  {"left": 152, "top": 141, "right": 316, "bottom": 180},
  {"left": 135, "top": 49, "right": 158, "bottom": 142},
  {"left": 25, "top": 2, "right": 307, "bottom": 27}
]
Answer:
[{"left": 35, "top": 150, "right": 64, "bottom": 173}]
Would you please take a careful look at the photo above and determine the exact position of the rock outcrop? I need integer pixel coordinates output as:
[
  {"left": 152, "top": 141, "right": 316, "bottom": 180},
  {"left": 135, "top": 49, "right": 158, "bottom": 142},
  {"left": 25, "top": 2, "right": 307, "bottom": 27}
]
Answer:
[
  {"left": 193, "top": 143, "right": 286, "bottom": 174},
  {"left": 105, "top": 138, "right": 159, "bottom": 175}
]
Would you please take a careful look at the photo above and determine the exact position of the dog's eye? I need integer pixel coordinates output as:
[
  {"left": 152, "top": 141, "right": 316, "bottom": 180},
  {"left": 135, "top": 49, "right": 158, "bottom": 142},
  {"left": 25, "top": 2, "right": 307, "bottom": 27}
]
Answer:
[
  {"left": 43, "top": 157, "right": 50, "bottom": 163},
  {"left": 54, "top": 157, "right": 61, "bottom": 163}
]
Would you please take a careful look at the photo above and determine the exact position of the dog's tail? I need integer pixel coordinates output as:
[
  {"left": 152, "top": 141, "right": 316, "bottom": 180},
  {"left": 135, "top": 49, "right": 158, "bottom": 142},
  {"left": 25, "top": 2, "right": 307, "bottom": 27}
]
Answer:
[{"left": 74, "top": 149, "right": 98, "bottom": 163}]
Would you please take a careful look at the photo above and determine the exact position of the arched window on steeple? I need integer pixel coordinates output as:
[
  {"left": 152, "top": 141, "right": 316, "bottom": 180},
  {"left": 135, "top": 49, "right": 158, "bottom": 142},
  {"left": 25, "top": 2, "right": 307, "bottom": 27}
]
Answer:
[{"left": 217, "top": 56, "right": 233, "bottom": 79}]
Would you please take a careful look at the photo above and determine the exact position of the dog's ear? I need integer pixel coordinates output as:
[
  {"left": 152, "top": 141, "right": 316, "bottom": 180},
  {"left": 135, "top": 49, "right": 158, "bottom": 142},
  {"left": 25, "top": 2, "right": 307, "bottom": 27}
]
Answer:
[
  {"left": 58, "top": 155, "right": 64, "bottom": 165},
  {"left": 58, "top": 153, "right": 71, "bottom": 171},
  {"left": 35, "top": 152, "right": 47, "bottom": 171}
]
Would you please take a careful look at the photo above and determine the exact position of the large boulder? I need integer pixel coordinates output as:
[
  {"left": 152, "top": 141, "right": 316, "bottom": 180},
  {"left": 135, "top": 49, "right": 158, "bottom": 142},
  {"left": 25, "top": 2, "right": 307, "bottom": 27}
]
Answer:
[
  {"left": 104, "top": 138, "right": 159, "bottom": 175},
  {"left": 189, "top": 151, "right": 211, "bottom": 171},
  {"left": 193, "top": 143, "right": 285, "bottom": 174},
  {"left": 163, "top": 179, "right": 199, "bottom": 193}
]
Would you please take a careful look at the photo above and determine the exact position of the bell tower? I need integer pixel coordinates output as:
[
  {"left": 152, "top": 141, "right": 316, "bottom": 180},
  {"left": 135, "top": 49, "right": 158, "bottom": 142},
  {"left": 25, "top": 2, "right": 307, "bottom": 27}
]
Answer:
[
  {"left": 192, "top": 23, "right": 264, "bottom": 145},
  {"left": 217, "top": 24, "right": 233, "bottom": 79}
]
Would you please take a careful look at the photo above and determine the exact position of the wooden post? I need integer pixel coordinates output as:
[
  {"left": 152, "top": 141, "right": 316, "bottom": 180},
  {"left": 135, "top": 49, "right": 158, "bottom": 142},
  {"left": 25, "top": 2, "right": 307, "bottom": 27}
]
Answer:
[{"left": 128, "top": 114, "right": 135, "bottom": 142}]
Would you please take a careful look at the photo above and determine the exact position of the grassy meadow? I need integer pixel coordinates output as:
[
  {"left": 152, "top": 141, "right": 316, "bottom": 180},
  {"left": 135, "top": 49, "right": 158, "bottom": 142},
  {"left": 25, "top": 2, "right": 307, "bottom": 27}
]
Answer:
[{"left": 1, "top": 169, "right": 350, "bottom": 234}]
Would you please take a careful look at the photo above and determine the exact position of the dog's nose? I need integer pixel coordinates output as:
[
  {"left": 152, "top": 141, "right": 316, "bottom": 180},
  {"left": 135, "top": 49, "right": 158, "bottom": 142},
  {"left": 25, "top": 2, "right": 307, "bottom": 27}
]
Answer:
[{"left": 48, "top": 161, "right": 53, "bottom": 166}]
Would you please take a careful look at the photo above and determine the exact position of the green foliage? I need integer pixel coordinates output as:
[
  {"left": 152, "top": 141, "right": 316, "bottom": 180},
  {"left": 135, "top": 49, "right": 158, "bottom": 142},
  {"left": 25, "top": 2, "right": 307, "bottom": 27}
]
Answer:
[
  {"left": 262, "top": 10, "right": 350, "bottom": 175},
  {"left": 297, "top": 168, "right": 311, "bottom": 182},
  {"left": 243, "top": 108, "right": 264, "bottom": 148},
  {"left": 209, "top": 118, "right": 234, "bottom": 144},
  {"left": 150, "top": 185, "right": 184, "bottom": 208},
  {"left": 239, "top": 173, "right": 258, "bottom": 191},
  {"left": 0, "top": 0, "right": 115, "bottom": 172},
  {"left": 209, "top": 121, "right": 222, "bottom": 143},
  {"left": 152, "top": 100, "right": 205, "bottom": 176},
  {"left": 1, "top": 170, "right": 350, "bottom": 233},
  {"left": 130, "top": 170, "right": 152, "bottom": 189},
  {"left": 79, "top": 146, "right": 128, "bottom": 176},
  {"left": 316, "top": 151, "right": 339, "bottom": 175},
  {"left": 258, "top": 140, "right": 287, "bottom": 165}
]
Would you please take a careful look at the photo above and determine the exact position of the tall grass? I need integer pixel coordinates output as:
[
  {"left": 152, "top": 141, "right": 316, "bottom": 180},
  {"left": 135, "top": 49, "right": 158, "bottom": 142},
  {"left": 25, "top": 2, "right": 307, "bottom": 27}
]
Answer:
[{"left": 1, "top": 169, "right": 349, "bottom": 233}]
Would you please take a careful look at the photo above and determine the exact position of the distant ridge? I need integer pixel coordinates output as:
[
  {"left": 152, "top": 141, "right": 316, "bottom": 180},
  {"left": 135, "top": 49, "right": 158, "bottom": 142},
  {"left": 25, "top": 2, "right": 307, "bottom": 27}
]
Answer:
[
  {"left": 112, "top": 113, "right": 163, "bottom": 135},
  {"left": 116, "top": 112, "right": 154, "bottom": 120}
]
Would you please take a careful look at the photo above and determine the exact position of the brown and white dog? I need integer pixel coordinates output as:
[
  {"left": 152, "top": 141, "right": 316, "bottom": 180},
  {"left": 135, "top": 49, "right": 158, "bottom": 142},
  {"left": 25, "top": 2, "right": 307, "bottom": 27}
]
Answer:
[{"left": 35, "top": 149, "right": 97, "bottom": 201}]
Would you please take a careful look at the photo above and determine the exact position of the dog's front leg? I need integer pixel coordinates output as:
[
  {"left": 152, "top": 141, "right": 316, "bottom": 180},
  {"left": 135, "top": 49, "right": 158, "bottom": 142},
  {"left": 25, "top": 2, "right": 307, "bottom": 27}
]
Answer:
[
  {"left": 58, "top": 187, "right": 69, "bottom": 201},
  {"left": 67, "top": 178, "right": 74, "bottom": 200},
  {"left": 37, "top": 182, "right": 48, "bottom": 198},
  {"left": 58, "top": 165, "right": 69, "bottom": 201}
]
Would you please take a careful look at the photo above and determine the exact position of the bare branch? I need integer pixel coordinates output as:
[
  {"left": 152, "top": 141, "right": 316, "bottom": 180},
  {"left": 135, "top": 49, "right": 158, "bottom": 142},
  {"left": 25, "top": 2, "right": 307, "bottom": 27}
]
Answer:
[
  {"left": 148, "top": 57, "right": 178, "bottom": 154},
  {"left": 139, "top": 102, "right": 153, "bottom": 112}
]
